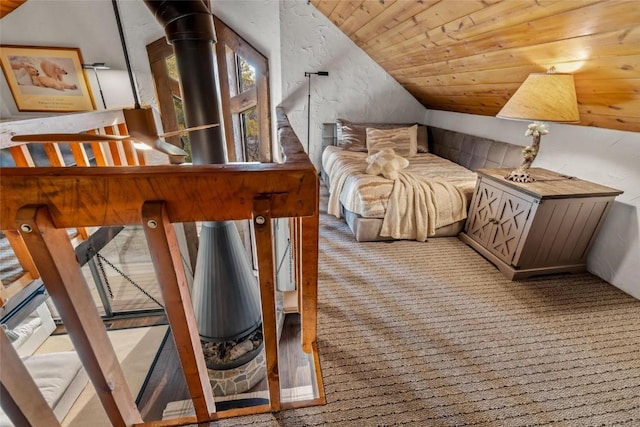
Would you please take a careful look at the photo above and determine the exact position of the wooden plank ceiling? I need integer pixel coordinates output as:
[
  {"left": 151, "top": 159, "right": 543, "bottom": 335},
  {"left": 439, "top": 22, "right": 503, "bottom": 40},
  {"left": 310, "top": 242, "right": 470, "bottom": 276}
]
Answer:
[{"left": 311, "top": 0, "right": 640, "bottom": 133}]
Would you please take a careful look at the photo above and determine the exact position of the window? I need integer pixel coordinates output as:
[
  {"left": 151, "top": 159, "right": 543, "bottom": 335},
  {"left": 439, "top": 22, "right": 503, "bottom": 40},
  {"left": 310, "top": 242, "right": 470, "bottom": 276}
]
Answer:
[
  {"left": 147, "top": 17, "right": 270, "bottom": 164},
  {"left": 241, "top": 106, "right": 259, "bottom": 162},
  {"left": 237, "top": 56, "right": 255, "bottom": 93},
  {"left": 146, "top": 16, "right": 272, "bottom": 269}
]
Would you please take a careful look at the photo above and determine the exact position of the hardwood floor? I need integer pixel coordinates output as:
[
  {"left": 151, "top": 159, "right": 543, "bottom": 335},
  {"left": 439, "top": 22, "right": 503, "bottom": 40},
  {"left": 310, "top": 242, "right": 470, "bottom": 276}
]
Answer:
[
  {"left": 53, "top": 312, "right": 167, "bottom": 335},
  {"left": 137, "top": 312, "right": 309, "bottom": 422}
]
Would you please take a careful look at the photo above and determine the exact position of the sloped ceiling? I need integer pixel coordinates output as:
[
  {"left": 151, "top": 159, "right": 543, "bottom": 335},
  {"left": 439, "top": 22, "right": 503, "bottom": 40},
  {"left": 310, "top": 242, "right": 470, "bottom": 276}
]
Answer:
[
  {"left": 311, "top": 0, "right": 640, "bottom": 133},
  {"left": 0, "top": 0, "right": 26, "bottom": 18}
]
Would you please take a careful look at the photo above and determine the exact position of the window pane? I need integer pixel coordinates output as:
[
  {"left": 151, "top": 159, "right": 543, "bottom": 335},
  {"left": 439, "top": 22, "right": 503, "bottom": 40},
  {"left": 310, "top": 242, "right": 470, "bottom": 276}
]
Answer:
[
  {"left": 241, "top": 107, "right": 259, "bottom": 162},
  {"left": 165, "top": 55, "right": 178, "bottom": 80},
  {"left": 171, "top": 96, "right": 191, "bottom": 162},
  {"left": 237, "top": 56, "right": 255, "bottom": 93}
]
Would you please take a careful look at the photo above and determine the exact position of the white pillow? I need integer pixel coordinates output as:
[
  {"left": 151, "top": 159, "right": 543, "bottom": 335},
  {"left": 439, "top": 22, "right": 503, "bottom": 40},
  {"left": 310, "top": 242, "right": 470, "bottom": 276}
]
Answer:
[{"left": 366, "top": 125, "right": 418, "bottom": 157}]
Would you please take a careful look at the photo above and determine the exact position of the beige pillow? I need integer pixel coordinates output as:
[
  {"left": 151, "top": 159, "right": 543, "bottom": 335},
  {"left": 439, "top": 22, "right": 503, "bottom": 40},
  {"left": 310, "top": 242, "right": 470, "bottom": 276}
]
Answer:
[
  {"left": 336, "top": 119, "right": 428, "bottom": 153},
  {"left": 366, "top": 125, "right": 418, "bottom": 157},
  {"left": 336, "top": 119, "right": 367, "bottom": 152},
  {"left": 417, "top": 126, "right": 429, "bottom": 153}
]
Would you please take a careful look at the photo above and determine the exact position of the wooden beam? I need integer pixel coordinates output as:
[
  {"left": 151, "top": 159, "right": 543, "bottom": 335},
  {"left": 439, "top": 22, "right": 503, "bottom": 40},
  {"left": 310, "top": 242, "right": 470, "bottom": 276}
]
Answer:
[
  {"left": 141, "top": 202, "right": 216, "bottom": 421},
  {"left": 1, "top": 164, "right": 317, "bottom": 230},
  {"left": 252, "top": 197, "right": 281, "bottom": 411},
  {"left": 257, "top": 73, "right": 272, "bottom": 163},
  {"left": 0, "top": 330, "right": 61, "bottom": 427},
  {"left": 300, "top": 200, "right": 319, "bottom": 354},
  {"left": 16, "top": 205, "right": 142, "bottom": 427},
  {"left": 43, "top": 142, "right": 65, "bottom": 166},
  {"left": 70, "top": 142, "right": 91, "bottom": 166},
  {"left": 86, "top": 129, "right": 109, "bottom": 166},
  {"left": 146, "top": 37, "right": 183, "bottom": 155},
  {"left": 229, "top": 86, "right": 258, "bottom": 113},
  {"left": 8, "top": 145, "right": 35, "bottom": 167},
  {"left": 0, "top": 109, "right": 125, "bottom": 150},
  {"left": 3, "top": 228, "right": 39, "bottom": 279},
  {"left": 215, "top": 41, "right": 238, "bottom": 162},
  {"left": 118, "top": 123, "right": 138, "bottom": 166},
  {"left": 104, "top": 125, "right": 125, "bottom": 166}
]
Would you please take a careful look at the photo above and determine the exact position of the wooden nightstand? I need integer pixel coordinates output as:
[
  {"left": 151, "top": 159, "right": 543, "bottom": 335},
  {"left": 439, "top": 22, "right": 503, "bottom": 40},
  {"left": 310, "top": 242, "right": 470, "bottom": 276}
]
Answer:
[{"left": 459, "top": 167, "right": 623, "bottom": 280}]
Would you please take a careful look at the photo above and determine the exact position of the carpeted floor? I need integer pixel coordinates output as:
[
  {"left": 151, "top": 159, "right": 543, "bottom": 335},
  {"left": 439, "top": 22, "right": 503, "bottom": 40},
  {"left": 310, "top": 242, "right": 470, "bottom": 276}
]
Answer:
[{"left": 211, "top": 186, "right": 640, "bottom": 426}]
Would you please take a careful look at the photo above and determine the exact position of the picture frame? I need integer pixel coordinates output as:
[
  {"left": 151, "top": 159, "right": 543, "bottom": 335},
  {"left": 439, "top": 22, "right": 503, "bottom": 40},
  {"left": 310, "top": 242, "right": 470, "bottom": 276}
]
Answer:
[{"left": 0, "top": 45, "right": 95, "bottom": 112}]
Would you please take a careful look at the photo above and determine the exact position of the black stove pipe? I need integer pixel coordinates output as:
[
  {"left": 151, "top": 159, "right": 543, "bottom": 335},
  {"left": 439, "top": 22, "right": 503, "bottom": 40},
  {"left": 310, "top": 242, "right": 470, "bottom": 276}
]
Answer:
[
  {"left": 144, "top": 0, "right": 262, "bottom": 346},
  {"left": 144, "top": 0, "right": 225, "bottom": 164}
]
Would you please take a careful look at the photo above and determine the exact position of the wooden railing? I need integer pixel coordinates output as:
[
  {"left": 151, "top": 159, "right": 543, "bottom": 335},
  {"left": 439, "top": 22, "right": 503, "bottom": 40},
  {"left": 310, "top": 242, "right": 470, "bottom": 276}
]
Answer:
[
  {"left": 0, "top": 110, "right": 146, "bottom": 307},
  {"left": 0, "top": 107, "right": 322, "bottom": 425}
]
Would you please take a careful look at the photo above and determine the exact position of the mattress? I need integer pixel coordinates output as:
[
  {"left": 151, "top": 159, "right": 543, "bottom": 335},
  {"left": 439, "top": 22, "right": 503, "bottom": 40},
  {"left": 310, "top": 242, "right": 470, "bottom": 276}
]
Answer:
[
  {"left": 0, "top": 351, "right": 88, "bottom": 427},
  {"left": 323, "top": 146, "right": 478, "bottom": 220},
  {"left": 10, "top": 302, "right": 57, "bottom": 357}
]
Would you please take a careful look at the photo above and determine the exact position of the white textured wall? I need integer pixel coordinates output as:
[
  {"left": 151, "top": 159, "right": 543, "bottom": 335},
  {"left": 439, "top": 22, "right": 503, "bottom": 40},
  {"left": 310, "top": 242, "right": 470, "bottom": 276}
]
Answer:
[
  {"left": 0, "top": 0, "right": 143, "bottom": 114},
  {"left": 278, "top": 1, "right": 429, "bottom": 168},
  {"left": 428, "top": 110, "right": 640, "bottom": 299}
]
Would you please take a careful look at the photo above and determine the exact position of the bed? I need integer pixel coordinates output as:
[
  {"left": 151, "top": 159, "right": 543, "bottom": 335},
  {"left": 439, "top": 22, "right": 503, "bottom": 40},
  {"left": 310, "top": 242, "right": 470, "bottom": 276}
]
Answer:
[
  {"left": 321, "top": 120, "right": 523, "bottom": 242},
  {"left": 1, "top": 302, "right": 89, "bottom": 427},
  {"left": 0, "top": 351, "right": 89, "bottom": 427}
]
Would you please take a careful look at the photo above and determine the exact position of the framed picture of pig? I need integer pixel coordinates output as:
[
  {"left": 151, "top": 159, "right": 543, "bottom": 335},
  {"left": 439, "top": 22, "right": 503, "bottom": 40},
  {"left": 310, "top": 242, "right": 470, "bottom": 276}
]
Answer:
[{"left": 0, "top": 45, "right": 95, "bottom": 112}]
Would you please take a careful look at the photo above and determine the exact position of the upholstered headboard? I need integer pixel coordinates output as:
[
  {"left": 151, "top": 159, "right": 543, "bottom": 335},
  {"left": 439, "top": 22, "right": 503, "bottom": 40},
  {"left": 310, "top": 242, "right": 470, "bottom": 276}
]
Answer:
[
  {"left": 322, "top": 123, "right": 523, "bottom": 172},
  {"left": 428, "top": 127, "right": 523, "bottom": 171}
]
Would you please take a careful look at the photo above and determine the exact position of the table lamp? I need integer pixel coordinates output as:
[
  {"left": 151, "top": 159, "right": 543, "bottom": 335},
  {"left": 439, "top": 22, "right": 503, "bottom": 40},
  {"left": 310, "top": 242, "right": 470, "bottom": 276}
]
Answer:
[{"left": 497, "top": 67, "right": 579, "bottom": 182}]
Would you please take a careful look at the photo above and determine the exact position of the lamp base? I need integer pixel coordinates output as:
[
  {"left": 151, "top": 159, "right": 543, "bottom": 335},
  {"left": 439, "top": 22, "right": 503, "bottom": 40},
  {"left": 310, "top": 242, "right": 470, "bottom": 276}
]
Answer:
[{"left": 504, "top": 169, "right": 535, "bottom": 183}]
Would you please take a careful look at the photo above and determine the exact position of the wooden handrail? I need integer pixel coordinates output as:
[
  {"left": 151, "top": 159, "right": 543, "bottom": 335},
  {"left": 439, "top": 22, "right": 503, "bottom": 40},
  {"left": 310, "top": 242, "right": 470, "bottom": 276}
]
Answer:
[
  {"left": 0, "top": 109, "right": 126, "bottom": 150},
  {"left": 1, "top": 163, "right": 317, "bottom": 229},
  {"left": 0, "top": 107, "right": 323, "bottom": 425},
  {"left": 0, "top": 110, "right": 143, "bottom": 306}
]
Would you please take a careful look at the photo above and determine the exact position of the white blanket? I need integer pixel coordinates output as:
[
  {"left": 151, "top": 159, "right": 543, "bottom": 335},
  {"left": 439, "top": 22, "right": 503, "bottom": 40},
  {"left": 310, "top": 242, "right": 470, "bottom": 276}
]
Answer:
[
  {"left": 381, "top": 171, "right": 468, "bottom": 242},
  {"left": 324, "top": 147, "right": 476, "bottom": 220}
]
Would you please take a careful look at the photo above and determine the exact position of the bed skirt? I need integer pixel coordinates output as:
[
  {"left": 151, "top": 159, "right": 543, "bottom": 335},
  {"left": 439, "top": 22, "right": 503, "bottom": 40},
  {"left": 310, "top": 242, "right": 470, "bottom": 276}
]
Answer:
[{"left": 342, "top": 206, "right": 464, "bottom": 242}]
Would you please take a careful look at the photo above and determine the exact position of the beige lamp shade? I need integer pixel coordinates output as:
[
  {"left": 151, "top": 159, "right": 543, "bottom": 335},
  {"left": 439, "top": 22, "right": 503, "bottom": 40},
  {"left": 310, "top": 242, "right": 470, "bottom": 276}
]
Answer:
[{"left": 497, "top": 73, "right": 580, "bottom": 123}]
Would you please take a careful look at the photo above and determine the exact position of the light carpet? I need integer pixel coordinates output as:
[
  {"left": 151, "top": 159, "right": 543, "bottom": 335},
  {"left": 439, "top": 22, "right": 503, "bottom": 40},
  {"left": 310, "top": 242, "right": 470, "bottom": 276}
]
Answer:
[
  {"left": 203, "top": 186, "right": 640, "bottom": 426},
  {"left": 35, "top": 325, "right": 168, "bottom": 427}
]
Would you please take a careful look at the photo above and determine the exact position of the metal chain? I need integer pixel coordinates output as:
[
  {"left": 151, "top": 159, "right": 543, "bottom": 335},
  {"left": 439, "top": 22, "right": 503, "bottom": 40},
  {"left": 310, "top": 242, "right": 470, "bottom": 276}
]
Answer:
[
  {"left": 276, "top": 239, "right": 291, "bottom": 276},
  {"left": 95, "top": 252, "right": 164, "bottom": 309},
  {"left": 275, "top": 238, "right": 294, "bottom": 289},
  {"left": 289, "top": 238, "right": 293, "bottom": 285},
  {"left": 91, "top": 247, "right": 114, "bottom": 299}
]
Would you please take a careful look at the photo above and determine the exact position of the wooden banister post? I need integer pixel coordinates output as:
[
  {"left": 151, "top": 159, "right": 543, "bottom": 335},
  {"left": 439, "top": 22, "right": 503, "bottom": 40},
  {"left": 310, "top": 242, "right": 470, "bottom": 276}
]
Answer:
[
  {"left": 8, "top": 145, "right": 35, "bottom": 167},
  {"left": 16, "top": 206, "right": 142, "bottom": 427},
  {"left": 141, "top": 201, "right": 216, "bottom": 421},
  {"left": 0, "top": 330, "right": 61, "bottom": 427},
  {"left": 3, "top": 229, "right": 39, "bottom": 280},
  {"left": 87, "top": 129, "right": 109, "bottom": 166},
  {"left": 104, "top": 125, "right": 124, "bottom": 166},
  {"left": 300, "top": 208, "right": 319, "bottom": 354},
  {"left": 253, "top": 197, "right": 281, "bottom": 411}
]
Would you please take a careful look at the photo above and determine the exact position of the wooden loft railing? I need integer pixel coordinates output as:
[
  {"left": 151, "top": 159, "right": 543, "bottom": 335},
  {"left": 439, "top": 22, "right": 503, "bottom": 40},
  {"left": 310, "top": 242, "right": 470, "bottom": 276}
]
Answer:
[
  {"left": 0, "top": 107, "right": 323, "bottom": 425},
  {"left": 0, "top": 109, "right": 147, "bottom": 307}
]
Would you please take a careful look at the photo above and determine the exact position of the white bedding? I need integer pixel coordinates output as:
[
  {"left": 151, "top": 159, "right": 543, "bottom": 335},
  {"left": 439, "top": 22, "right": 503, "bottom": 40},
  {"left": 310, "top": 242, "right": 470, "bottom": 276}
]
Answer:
[
  {"left": 323, "top": 146, "right": 477, "bottom": 234},
  {"left": 0, "top": 351, "right": 88, "bottom": 427},
  {"left": 381, "top": 170, "right": 469, "bottom": 241}
]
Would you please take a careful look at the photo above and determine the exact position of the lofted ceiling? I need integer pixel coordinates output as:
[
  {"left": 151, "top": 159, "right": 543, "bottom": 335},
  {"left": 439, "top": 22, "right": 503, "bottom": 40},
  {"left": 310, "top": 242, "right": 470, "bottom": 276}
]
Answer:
[
  {"left": 0, "top": 0, "right": 26, "bottom": 18},
  {"left": 311, "top": 0, "right": 640, "bottom": 133}
]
